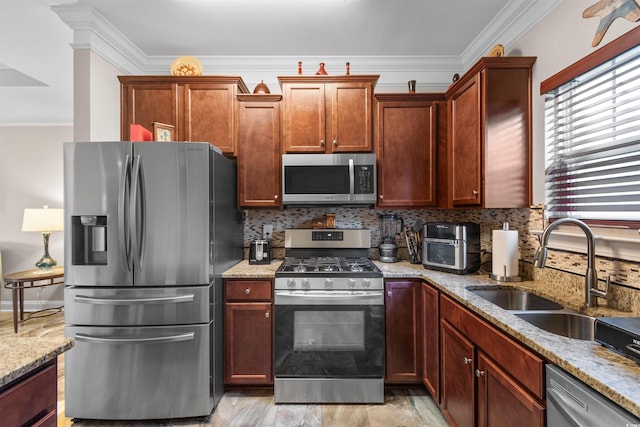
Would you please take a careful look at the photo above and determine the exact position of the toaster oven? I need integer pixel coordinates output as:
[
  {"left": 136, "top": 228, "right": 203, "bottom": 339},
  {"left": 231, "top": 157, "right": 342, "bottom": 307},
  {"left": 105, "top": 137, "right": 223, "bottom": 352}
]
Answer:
[{"left": 422, "top": 222, "right": 481, "bottom": 274}]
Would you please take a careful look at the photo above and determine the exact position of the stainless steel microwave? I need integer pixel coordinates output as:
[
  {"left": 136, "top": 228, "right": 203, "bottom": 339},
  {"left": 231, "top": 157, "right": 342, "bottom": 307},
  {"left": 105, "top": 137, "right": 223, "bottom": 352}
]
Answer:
[{"left": 282, "top": 153, "right": 377, "bottom": 206}]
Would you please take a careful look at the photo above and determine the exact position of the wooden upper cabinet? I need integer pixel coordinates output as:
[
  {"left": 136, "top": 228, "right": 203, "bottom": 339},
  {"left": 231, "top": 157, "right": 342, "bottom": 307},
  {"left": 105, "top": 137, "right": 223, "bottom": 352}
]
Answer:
[
  {"left": 445, "top": 57, "right": 536, "bottom": 208},
  {"left": 375, "top": 93, "right": 445, "bottom": 208},
  {"left": 119, "top": 76, "right": 248, "bottom": 156},
  {"left": 279, "top": 75, "right": 378, "bottom": 153},
  {"left": 237, "top": 94, "right": 282, "bottom": 208},
  {"left": 120, "top": 81, "right": 179, "bottom": 139}
]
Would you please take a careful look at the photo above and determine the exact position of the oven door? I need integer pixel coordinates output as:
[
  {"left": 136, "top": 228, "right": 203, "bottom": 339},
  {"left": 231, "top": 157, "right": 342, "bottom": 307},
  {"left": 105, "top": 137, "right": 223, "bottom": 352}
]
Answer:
[
  {"left": 274, "top": 290, "right": 384, "bottom": 378},
  {"left": 274, "top": 290, "right": 384, "bottom": 403}
]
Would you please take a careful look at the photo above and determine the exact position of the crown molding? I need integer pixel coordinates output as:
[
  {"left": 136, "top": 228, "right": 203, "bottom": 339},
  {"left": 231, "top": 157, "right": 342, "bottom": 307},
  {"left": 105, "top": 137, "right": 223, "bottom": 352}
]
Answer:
[
  {"left": 461, "top": 0, "right": 561, "bottom": 69},
  {"left": 51, "top": 1, "right": 561, "bottom": 90}
]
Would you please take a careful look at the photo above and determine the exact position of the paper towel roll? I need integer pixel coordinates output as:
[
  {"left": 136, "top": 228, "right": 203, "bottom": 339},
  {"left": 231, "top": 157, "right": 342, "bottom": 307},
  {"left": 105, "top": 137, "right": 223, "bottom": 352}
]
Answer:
[{"left": 492, "top": 228, "right": 519, "bottom": 278}]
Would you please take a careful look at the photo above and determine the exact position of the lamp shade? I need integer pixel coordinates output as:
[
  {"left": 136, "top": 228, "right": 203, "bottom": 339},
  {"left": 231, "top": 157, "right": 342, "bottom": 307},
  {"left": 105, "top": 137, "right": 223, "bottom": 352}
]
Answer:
[{"left": 22, "top": 206, "right": 64, "bottom": 232}]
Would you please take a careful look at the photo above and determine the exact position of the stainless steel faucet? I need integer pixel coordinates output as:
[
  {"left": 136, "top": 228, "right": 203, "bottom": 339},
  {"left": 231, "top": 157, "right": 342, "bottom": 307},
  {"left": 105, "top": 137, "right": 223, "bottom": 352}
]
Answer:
[{"left": 533, "top": 218, "right": 609, "bottom": 307}]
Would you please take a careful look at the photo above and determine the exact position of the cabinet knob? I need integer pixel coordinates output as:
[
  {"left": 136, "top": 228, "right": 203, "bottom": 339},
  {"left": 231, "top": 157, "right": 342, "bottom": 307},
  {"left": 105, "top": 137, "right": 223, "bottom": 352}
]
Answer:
[
  {"left": 265, "top": 311, "right": 270, "bottom": 318},
  {"left": 463, "top": 357, "right": 473, "bottom": 365},
  {"left": 472, "top": 190, "right": 479, "bottom": 196},
  {"left": 387, "top": 291, "right": 392, "bottom": 297},
  {"left": 274, "top": 195, "right": 279, "bottom": 200},
  {"left": 333, "top": 139, "right": 338, "bottom": 146},
  {"left": 245, "top": 288, "right": 251, "bottom": 295},
  {"left": 379, "top": 195, "right": 384, "bottom": 200},
  {"left": 320, "top": 140, "right": 325, "bottom": 147},
  {"left": 475, "top": 369, "right": 485, "bottom": 377}
]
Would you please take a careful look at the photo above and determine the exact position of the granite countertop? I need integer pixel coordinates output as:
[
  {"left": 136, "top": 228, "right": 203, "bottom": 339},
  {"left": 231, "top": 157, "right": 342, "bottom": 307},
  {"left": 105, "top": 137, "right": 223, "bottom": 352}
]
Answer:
[
  {"left": 224, "top": 259, "right": 640, "bottom": 418},
  {"left": 0, "top": 336, "right": 73, "bottom": 388}
]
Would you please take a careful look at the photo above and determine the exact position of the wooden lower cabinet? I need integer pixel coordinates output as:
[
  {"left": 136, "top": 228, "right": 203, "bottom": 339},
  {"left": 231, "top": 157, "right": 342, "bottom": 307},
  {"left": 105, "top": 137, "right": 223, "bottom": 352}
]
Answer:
[
  {"left": 477, "top": 352, "right": 545, "bottom": 427},
  {"left": 224, "top": 279, "right": 273, "bottom": 385},
  {"left": 385, "top": 280, "right": 422, "bottom": 383},
  {"left": 441, "top": 320, "right": 475, "bottom": 427},
  {"left": 421, "top": 282, "right": 440, "bottom": 402},
  {"left": 0, "top": 360, "right": 57, "bottom": 427},
  {"left": 440, "top": 294, "right": 545, "bottom": 427}
]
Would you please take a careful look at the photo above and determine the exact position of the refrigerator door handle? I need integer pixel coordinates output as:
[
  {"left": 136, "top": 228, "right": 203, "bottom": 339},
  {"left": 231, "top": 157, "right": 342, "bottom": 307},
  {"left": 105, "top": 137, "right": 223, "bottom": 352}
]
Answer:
[
  {"left": 130, "top": 155, "right": 146, "bottom": 273},
  {"left": 75, "top": 332, "right": 195, "bottom": 345},
  {"left": 74, "top": 294, "right": 195, "bottom": 305},
  {"left": 118, "top": 154, "right": 132, "bottom": 271}
]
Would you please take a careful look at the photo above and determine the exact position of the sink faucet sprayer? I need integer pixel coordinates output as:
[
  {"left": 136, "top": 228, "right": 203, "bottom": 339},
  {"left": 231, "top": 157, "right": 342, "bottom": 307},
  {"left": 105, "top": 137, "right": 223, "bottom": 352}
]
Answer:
[{"left": 533, "top": 218, "right": 609, "bottom": 307}]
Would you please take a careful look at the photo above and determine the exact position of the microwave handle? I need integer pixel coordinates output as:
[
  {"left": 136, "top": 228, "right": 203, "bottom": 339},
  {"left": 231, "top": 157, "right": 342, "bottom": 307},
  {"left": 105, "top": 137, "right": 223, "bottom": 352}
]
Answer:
[{"left": 349, "top": 158, "right": 354, "bottom": 196}]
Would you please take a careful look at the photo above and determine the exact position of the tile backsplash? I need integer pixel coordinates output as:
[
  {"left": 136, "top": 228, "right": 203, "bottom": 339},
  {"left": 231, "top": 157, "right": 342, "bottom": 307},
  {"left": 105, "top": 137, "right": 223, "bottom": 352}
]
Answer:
[{"left": 244, "top": 205, "right": 640, "bottom": 314}]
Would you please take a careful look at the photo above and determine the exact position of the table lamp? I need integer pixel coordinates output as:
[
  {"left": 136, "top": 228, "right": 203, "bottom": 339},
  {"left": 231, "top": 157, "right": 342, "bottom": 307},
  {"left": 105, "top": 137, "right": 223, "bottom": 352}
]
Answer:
[{"left": 22, "top": 205, "right": 64, "bottom": 269}]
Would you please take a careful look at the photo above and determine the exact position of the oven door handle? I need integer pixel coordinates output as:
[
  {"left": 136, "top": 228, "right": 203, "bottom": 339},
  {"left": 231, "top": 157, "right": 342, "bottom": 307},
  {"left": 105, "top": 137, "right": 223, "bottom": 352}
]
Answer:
[{"left": 275, "top": 290, "right": 384, "bottom": 305}]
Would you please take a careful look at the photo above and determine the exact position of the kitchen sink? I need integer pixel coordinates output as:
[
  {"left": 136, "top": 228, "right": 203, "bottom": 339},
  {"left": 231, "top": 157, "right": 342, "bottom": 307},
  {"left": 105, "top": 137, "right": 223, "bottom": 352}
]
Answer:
[
  {"left": 468, "top": 288, "right": 564, "bottom": 311},
  {"left": 515, "top": 312, "right": 595, "bottom": 340}
]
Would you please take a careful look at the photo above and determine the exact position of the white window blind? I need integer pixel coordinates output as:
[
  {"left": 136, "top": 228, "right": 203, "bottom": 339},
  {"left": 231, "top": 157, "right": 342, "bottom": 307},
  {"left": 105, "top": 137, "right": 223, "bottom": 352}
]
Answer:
[{"left": 544, "top": 43, "right": 640, "bottom": 222}]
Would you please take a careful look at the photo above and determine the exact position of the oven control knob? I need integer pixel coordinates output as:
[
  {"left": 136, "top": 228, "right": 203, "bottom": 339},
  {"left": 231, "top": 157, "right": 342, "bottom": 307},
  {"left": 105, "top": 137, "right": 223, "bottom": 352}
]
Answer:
[
  {"left": 324, "top": 279, "right": 333, "bottom": 289},
  {"left": 348, "top": 279, "right": 356, "bottom": 288},
  {"left": 302, "top": 279, "right": 310, "bottom": 289},
  {"left": 363, "top": 279, "right": 371, "bottom": 288},
  {"left": 287, "top": 278, "right": 296, "bottom": 288}
]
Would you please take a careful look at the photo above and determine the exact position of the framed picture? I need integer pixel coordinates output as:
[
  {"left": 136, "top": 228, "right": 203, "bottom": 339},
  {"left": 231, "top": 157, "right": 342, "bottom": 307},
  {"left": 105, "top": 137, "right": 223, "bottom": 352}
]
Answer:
[{"left": 152, "top": 122, "right": 175, "bottom": 142}]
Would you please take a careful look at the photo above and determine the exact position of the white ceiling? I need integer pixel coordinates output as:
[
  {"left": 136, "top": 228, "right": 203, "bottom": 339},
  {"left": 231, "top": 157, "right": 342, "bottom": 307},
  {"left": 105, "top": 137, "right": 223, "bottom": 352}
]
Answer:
[{"left": 0, "top": 0, "right": 560, "bottom": 125}]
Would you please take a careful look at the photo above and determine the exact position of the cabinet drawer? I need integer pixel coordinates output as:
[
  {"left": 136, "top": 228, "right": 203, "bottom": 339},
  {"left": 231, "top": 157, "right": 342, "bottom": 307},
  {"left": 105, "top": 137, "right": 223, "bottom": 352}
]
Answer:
[
  {"left": 225, "top": 280, "right": 272, "bottom": 301},
  {"left": 0, "top": 361, "right": 57, "bottom": 427},
  {"left": 440, "top": 294, "right": 545, "bottom": 399}
]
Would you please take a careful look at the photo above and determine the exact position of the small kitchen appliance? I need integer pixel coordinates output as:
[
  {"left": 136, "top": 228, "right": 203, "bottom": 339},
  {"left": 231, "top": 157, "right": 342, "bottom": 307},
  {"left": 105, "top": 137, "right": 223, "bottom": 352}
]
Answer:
[
  {"left": 422, "top": 222, "right": 481, "bottom": 274},
  {"left": 249, "top": 239, "right": 271, "bottom": 264},
  {"left": 379, "top": 214, "right": 403, "bottom": 262},
  {"left": 595, "top": 317, "right": 640, "bottom": 363},
  {"left": 274, "top": 228, "right": 384, "bottom": 404}
]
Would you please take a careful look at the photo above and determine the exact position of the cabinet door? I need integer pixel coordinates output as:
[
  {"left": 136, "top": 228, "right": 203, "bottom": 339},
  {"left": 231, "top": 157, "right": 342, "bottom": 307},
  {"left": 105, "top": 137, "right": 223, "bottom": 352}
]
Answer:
[
  {"left": 183, "top": 83, "right": 237, "bottom": 155},
  {"left": 449, "top": 73, "right": 482, "bottom": 206},
  {"left": 422, "top": 282, "right": 439, "bottom": 402},
  {"left": 121, "top": 82, "right": 178, "bottom": 140},
  {"left": 376, "top": 98, "right": 438, "bottom": 207},
  {"left": 282, "top": 83, "right": 326, "bottom": 152},
  {"left": 477, "top": 352, "right": 545, "bottom": 427},
  {"left": 441, "top": 320, "right": 475, "bottom": 427},
  {"left": 237, "top": 96, "right": 281, "bottom": 207},
  {"left": 329, "top": 82, "right": 373, "bottom": 152},
  {"left": 224, "top": 302, "right": 273, "bottom": 385},
  {"left": 385, "top": 280, "right": 422, "bottom": 382}
]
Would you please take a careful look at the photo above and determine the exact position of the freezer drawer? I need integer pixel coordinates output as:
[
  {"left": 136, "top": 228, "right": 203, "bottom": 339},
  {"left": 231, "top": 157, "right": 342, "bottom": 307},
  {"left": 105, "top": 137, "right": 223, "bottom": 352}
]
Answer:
[
  {"left": 65, "top": 285, "right": 211, "bottom": 326},
  {"left": 64, "top": 323, "right": 212, "bottom": 420}
]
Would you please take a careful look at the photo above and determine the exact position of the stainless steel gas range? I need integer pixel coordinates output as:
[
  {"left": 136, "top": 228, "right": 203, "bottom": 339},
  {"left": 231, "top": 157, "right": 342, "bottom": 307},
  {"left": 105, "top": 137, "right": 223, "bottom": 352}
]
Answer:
[{"left": 274, "top": 228, "right": 384, "bottom": 404}]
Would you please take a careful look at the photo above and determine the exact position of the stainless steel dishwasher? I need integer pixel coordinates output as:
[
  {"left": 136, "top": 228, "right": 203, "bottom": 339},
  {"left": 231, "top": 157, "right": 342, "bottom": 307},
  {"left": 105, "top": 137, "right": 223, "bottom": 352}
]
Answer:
[{"left": 546, "top": 365, "right": 640, "bottom": 426}]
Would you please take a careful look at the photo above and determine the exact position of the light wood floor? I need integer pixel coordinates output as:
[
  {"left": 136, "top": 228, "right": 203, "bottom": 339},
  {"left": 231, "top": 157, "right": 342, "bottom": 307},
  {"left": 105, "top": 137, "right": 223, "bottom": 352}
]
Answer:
[{"left": 0, "top": 311, "right": 449, "bottom": 427}]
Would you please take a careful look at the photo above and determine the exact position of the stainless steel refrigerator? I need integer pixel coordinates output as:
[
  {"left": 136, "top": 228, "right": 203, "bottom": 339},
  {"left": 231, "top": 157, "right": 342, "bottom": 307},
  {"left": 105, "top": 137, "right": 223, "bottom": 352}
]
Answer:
[{"left": 63, "top": 141, "right": 242, "bottom": 420}]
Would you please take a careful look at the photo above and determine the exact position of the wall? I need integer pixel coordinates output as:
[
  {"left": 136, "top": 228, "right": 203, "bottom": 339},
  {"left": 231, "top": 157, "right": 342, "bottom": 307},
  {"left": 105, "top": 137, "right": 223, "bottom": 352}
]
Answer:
[{"left": 0, "top": 125, "right": 72, "bottom": 310}]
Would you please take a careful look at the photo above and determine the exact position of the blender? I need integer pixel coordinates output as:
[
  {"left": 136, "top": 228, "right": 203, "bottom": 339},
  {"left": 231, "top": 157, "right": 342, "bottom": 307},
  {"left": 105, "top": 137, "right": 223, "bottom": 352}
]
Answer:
[{"left": 379, "top": 214, "right": 403, "bottom": 262}]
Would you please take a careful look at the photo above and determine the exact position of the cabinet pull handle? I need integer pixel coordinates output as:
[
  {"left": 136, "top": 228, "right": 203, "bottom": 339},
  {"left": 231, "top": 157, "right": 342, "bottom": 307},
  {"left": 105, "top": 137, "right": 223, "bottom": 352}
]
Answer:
[
  {"left": 265, "top": 311, "right": 270, "bottom": 318},
  {"left": 475, "top": 369, "right": 485, "bottom": 377},
  {"left": 333, "top": 139, "right": 338, "bottom": 146},
  {"left": 320, "top": 140, "right": 325, "bottom": 147},
  {"left": 245, "top": 288, "right": 251, "bottom": 295},
  {"left": 463, "top": 357, "right": 473, "bottom": 365}
]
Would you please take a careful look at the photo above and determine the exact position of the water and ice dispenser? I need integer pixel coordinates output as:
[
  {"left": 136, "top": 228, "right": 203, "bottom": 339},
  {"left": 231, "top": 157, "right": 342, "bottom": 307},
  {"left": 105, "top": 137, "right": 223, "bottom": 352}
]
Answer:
[{"left": 71, "top": 215, "right": 107, "bottom": 265}]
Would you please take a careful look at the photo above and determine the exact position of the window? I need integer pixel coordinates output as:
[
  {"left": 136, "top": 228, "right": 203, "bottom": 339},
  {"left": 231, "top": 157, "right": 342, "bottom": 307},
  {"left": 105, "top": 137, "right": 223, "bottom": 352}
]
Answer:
[
  {"left": 544, "top": 43, "right": 640, "bottom": 223},
  {"left": 541, "top": 28, "right": 640, "bottom": 261}
]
